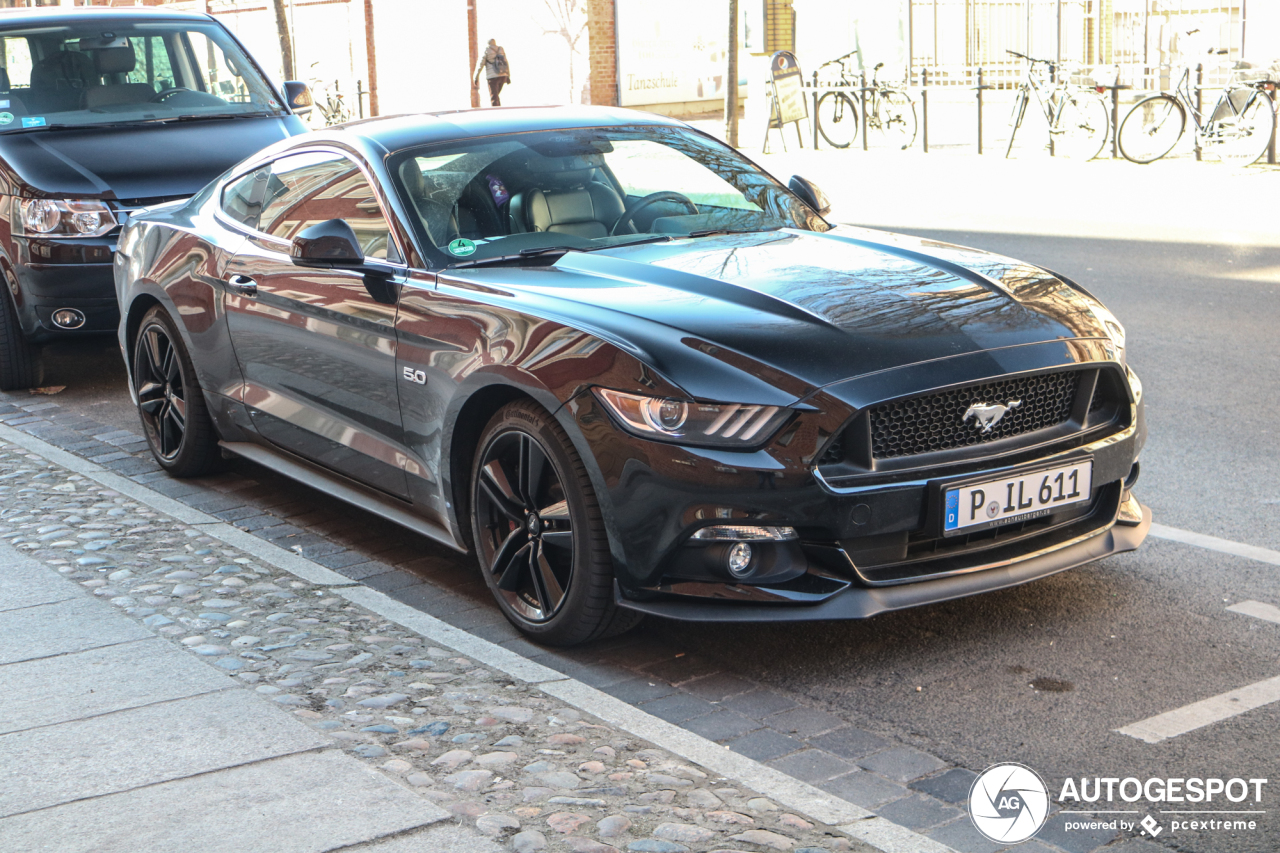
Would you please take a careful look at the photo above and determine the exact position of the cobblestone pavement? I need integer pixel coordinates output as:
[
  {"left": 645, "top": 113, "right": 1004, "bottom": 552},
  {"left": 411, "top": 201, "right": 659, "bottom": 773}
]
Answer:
[
  {"left": 0, "top": 438, "right": 885, "bottom": 853},
  {"left": 0, "top": 389, "right": 1164, "bottom": 853}
]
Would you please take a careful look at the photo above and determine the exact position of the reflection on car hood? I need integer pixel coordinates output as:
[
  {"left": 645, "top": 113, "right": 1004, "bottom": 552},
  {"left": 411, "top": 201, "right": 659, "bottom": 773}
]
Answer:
[
  {"left": 457, "top": 225, "right": 1115, "bottom": 404},
  {"left": 0, "top": 116, "right": 301, "bottom": 201}
]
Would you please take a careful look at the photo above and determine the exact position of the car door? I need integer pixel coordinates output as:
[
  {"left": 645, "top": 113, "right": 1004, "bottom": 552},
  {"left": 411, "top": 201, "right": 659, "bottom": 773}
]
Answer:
[{"left": 222, "top": 149, "right": 410, "bottom": 499}]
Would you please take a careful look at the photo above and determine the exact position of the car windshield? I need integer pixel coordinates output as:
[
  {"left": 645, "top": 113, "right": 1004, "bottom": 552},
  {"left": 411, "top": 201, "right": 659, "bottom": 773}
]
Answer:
[
  {"left": 0, "top": 20, "right": 286, "bottom": 132},
  {"left": 388, "top": 126, "right": 829, "bottom": 267}
]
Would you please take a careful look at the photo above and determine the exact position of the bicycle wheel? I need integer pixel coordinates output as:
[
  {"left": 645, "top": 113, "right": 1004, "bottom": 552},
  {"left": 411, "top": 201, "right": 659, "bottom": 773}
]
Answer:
[
  {"left": 1117, "top": 94, "right": 1185, "bottom": 164},
  {"left": 816, "top": 91, "right": 859, "bottom": 149},
  {"left": 876, "top": 89, "right": 917, "bottom": 149},
  {"left": 1203, "top": 89, "right": 1275, "bottom": 166},
  {"left": 1052, "top": 89, "right": 1110, "bottom": 160},
  {"left": 1005, "top": 90, "right": 1028, "bottom": 158}
]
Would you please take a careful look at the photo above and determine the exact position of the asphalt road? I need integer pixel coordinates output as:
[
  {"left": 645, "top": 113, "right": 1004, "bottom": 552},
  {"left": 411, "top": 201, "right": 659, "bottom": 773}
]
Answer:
[{"left": 33, "top": 154, "right": 1280, "bottom": 853}]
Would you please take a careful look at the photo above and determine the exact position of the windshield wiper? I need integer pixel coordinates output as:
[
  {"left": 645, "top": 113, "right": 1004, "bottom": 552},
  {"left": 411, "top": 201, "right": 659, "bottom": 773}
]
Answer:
[
  {"left": 686, "top": 226, "right": 782, "bottom": 238},
  {"left": 582, "top": 235, "right": 673, "bottom": 251},
  {"left": 137, "top": 112, "right": 280, "bottom": 125},
  {"left": 446, "top": 245, "right": 576, "bottom": 270}
]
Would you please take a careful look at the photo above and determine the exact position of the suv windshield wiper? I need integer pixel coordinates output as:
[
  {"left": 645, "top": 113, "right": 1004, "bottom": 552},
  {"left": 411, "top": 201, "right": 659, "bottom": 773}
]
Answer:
[
  {"left": 446, "top": 245, "right": 575, "bottom": 270},
  {"left": 136, "top": 112, "right": 280, "bottom": 125}
]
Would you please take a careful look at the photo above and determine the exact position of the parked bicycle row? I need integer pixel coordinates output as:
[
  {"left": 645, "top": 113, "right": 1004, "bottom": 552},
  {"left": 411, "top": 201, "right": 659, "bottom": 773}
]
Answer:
[{"left": 793, "top": 42, "right": 1278, "bottom": 166}]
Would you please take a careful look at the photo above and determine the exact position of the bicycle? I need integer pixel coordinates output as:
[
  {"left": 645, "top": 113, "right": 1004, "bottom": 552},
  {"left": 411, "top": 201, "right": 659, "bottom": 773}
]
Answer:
[
  {"left": 1005, "top": 50, "right": 1111, "bottom": 160},
  {"left": 1117, "top": 35, "right": 1275, "bottom": 166},
  {"left": 308, "top": 65, "right": 354, "bottom": 127},
  {"left": 813, "top": 51, "right": 917, "bottom": 150}
]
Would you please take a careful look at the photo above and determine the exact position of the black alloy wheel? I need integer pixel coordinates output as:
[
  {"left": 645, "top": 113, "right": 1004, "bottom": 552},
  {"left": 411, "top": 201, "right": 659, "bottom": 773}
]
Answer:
[
  {"left": 133, "top": 306, "right": 222, "bottom": 477},
  {"left": 471, "top": 400, "right": 641, "bottom": 646}
]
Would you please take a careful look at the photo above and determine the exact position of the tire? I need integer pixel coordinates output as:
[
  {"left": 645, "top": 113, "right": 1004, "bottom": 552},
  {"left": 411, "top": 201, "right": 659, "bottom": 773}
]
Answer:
[
  {"left": 876, "top": 89, "right": 917, "bottom": 149},
  {"left": 1006, "top": 90, "right": 1028, "bottom": 158},
  {"left": 0, "top": 277, "right": 43, "bottom": 391},
  {"left": 132, "top": 306, "right": 223, "bottom": 477},
  {"left": 816, "top": 91, "right": 859, "bottom": 149},
  {"left": 471, "top": 400, "right": 641, "bottom": 646},
  {"left": 1052, "top": 89, "right": 1110, "bottom": 160},
  {"left": 1203, "top": 89, "right": 1275, "bottom": 167},
  {"left": 1118, "top": 94, "right": 1185, "bottom": 164}
]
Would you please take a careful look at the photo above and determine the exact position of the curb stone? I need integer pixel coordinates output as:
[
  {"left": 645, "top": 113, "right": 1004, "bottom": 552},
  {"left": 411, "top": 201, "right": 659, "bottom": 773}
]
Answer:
[{"left": 0, "top": 433, "right": 953, "bottom": 853}]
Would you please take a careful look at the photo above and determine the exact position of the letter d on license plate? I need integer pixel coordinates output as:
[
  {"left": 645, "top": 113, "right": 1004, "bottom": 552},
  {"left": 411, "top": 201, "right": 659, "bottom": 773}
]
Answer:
[{"left": 944, "top": 460, "right": 1093, "bottom": 535}]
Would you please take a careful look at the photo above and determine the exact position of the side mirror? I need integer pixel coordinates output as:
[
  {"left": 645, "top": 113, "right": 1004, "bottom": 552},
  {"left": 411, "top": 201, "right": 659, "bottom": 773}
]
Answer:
[
  {"left": 290, "top": 219, "right": 363, "bottom": 268},
  {"left": 788, "top": 175, "right": 831, "bottom": 216},
  {"left": 282, "top": 81, "right": 313, "bottom": 116}
]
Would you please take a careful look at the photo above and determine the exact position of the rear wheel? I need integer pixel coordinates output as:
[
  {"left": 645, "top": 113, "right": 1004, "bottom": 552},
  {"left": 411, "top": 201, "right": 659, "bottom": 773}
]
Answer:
[
  {"left": 1052, "top": 90, "right": 1110, "bottom": 160},
  {"left": 471, "top": 400, "right": 642, "bottom": 646},
  {"left": 816, "top": 91, "right": 859, "bottom": 149},
  {"left": 0, "top": 276, "right": 43, "bottom": 391},
  {"left": 1005, "top": 90, "right": 1028, "bottom": 158},
  {"left": 1118, "top": 94, "right": 1185, "bottom": 164},
  {"left": 133, "top": 306, "right": 223, "bottom": 477},
  {"left": 876, "top": 89, "right": 917, "bottom": 149},
  {"left": 1203, "top": 89, "right": 1275, "bottom": 166}
]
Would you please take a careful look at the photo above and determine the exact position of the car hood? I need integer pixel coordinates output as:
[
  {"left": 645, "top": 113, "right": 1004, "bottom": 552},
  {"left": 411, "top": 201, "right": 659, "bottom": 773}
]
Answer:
[
  {"left": 0, "top": 115, "right": 303, "bottom": 201},
  {"left": 456, "top": 225, "right": 1116, "bottom": 405}
]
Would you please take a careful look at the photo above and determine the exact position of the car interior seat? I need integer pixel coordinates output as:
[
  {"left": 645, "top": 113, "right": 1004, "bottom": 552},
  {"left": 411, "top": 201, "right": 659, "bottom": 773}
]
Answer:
[
  {"left": 521, "top": 168, "right": 625, "bottom": 238},
  {"left": 86, "top": 47, "right": 156, "bottom": 108},
  {"left": 29, "top": 50, "right": 95, "bottom": 112}
]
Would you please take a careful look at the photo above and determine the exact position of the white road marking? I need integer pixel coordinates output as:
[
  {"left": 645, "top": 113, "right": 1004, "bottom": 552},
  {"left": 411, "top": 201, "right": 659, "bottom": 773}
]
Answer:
[
  {"left": 1227, "top": 600, "right": 1280, "bottom": 625},
  {"left": 1149, "top": 522, "right": 1280, "bottom": 567},
  {"left": 1115, "top": 674, "right": 1280, "bottom": 744},
  {"left": 1117, "top": 602, "right": 1280, "bottom": 744}
]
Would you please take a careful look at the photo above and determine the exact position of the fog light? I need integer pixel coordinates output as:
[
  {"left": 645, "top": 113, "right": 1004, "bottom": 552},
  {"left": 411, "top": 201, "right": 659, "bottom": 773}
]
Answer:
[
  {"left": 726, "top": 542, "right": 754, "bottom": 577},
  {"left": 52, "top": 308, "right": 85, "bottom": 329}
]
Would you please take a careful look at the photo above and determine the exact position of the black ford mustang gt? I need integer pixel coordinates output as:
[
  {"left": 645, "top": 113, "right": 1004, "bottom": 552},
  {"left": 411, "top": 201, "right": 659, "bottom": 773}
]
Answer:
[{"left": 114, "top": 106, "right": 1149, "bottom": 645}]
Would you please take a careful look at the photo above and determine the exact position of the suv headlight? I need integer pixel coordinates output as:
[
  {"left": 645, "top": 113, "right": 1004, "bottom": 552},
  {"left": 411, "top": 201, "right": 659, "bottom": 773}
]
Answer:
[
  {"left": 16, "top": 198, "right": 118, "bottom": 238},
  {"left": 594, "top": 388, "right": 791, "bottom": 448}
]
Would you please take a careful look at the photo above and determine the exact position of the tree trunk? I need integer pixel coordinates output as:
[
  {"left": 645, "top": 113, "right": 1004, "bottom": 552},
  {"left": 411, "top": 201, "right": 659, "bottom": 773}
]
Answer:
[
  {"left": 468, "top": 0, "right": 480, "bottom": 108},
  {"left": 271, "top": 0, "right": 295, "bottom": 81},
  {"left": 725, "top": 0, "right": 739, "bottom": 147},
  {"left": 364, "top": 0, "right": 380, "bottom": 116}
]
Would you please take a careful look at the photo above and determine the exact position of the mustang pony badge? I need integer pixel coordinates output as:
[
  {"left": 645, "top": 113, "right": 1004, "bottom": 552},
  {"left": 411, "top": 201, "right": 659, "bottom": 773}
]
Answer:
[{"left": 963, "top": 400, "right": 1022, "bottom": 433}]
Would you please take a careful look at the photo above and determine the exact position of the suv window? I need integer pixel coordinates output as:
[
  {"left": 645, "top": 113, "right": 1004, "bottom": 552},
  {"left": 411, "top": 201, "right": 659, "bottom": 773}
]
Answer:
[{"left": 259, "top": 151, "right": 400, "bottom": 262}]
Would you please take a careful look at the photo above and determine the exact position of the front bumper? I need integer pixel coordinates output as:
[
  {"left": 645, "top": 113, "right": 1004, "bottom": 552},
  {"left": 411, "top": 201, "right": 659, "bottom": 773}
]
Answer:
[
  {"left": 9, "top": 235, "right": 118, "bottom": 340},
  {"left": 616, "top": 499, "right": 1150, "bottom": 622}
]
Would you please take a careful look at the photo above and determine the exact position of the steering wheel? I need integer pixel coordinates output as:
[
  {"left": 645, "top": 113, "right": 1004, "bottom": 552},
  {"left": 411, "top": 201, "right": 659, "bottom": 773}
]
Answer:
[
  {"left": 611, "top": 191, "right": 698, "bottom": 236},
  {"left": 151, "top": 87, "right": 188, "bottom": 103}
]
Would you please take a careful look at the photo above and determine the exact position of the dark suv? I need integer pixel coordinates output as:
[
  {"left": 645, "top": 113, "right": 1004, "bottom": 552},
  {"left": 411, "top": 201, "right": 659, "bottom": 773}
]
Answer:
[{"left": 0, "top": 6, "right": 310, "bottom": 389}]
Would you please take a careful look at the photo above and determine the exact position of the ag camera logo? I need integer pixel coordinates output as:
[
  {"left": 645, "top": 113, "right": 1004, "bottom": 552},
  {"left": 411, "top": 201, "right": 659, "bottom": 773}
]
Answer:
[{"left": 969, "top": 763, "right": 1051, "bottom": 844}]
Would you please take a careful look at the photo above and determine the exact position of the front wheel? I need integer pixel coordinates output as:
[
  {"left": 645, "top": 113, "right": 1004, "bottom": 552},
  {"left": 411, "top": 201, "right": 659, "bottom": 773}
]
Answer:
[
  {"left": 1006, "top": 90, "right": 1028, "bottom": 158},
  {"left": 1052, "top": 90, "right": 1110, "bottom": 160},
  {"left": 1203, "top": 89, "right": 1275, "bottom": 166},
  {"left": 133, "top": 306, "right": 223, "bottom": 477},
  {"left": 471, "top": 400, "right": 642, "bottom": 646},
  {"left": 875, "top": 89, "right": 917, "bottom": 149},
  {"left": 1118, "top": 94, "right": 1185, "bottom": 163},
  {"left": 0, "top": 278, "right": 42, "bottom": 391},
  {"left": 816, "top": 91, "right": 859, "bottom": 149}
]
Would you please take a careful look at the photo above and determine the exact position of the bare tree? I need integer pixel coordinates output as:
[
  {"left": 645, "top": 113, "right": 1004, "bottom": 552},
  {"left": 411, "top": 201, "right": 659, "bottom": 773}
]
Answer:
[
  {"left": 270, "top": 0, "right": 295, "bottom": 81},
  {"left": 540, "top": 0, "right": 587, "bottom": 103}
]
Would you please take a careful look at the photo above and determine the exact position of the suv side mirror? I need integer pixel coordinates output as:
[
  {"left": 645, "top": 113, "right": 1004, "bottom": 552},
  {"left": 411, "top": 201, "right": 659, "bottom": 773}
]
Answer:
[
  {"left": 291, "top": 219, "right": 363, "bottom": 268},
  {"left": 283, "top": 81, "right": 313, "bottom": 116},
  {"left": 788, "top": 175, "right": 831, "bottom": 216}
]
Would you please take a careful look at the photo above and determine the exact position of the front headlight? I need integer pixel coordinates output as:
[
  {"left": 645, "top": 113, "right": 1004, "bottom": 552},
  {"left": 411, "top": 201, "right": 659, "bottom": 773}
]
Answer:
[
  {"left": 16, "top": 198, "right": 118, "bottom": 238},
  {"left": 594, "top": 388, "right": 792, "bottom": 448}
]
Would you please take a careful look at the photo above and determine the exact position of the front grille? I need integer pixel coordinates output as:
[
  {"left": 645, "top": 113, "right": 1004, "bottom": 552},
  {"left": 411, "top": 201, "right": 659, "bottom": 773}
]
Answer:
[{"left": 869, "top": 371, "right": 1082, "bottom": 459}]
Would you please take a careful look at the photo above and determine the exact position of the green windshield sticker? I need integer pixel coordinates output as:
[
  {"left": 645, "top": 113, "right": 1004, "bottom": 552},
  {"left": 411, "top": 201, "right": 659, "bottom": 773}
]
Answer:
[
  {"left": 0, "top": 113, "right": 12, "bottom": 126},
  {"left": 448, "top": 238, "right": 476, "bottom": 257}
]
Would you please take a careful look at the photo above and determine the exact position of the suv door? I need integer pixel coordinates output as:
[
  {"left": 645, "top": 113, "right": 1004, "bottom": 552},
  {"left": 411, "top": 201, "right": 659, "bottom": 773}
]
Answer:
[{"left": 221, "top": 150, "right": 409, "bottom": 498}]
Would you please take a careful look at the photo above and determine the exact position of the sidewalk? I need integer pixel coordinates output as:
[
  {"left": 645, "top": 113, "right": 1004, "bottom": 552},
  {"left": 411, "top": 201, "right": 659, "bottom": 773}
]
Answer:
[{"left": 0, "top": 435, "right": 910, "bottom": 853}]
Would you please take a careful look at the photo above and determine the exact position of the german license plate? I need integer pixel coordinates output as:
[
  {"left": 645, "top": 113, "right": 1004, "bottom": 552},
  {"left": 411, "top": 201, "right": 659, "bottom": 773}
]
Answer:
[{"left": 944, "top": 460, "right": 1093, "bottom": 535}]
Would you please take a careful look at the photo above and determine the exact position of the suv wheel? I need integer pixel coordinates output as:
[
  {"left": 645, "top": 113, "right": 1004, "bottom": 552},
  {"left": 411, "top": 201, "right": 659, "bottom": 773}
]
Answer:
[{"left": 0, "top": 280, "right": 43, "bottom": 391}]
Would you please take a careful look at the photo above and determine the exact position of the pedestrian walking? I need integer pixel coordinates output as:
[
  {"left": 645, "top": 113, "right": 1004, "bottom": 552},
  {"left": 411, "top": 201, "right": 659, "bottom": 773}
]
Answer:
[{"left": 473, "top": 38, "right": 511, "bottom": 107}]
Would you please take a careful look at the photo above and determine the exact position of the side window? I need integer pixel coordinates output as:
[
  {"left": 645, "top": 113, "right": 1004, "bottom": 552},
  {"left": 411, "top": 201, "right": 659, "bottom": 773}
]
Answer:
[
  {"left": 129, "top": 36, "right": 174, "bottom": 89},
  {"left": 2, "top": 37, "right": 33, "bottom": 92},
  {"left": 220, "top": 167, "right": 268, "bottom": 229},
  {"left": 259, "top": 152, "right": 400, "bottom": 262}
]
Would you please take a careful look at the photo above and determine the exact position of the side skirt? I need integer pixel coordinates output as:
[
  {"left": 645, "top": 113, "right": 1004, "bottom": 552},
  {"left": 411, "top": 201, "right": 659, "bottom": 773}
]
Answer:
[{"left": 219, "top": 440, "right": 466, "bottom": 554}]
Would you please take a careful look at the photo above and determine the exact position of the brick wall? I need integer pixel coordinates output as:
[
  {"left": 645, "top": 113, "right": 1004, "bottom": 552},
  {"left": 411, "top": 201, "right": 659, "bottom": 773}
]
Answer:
[
  {"left": 766, "top": 0, "right": 795, "bottom": 54},
  {"left": 586, "top": 0, "right": 617, "bottom": 106}
]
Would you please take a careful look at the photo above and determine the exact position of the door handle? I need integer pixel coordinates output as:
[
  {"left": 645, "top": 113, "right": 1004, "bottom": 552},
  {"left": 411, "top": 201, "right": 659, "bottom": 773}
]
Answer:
[{"left": 226, "top": 274, "right": 258, "bottom": 296}]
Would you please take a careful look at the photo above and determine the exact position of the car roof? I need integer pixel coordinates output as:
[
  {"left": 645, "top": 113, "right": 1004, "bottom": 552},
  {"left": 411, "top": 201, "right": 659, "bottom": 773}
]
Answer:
[
  {"left": 332, "top": 105, "right": 692, "bottom": 154},
  {"left": 0, "top": 7, "right": 212, "bottom": 27}
]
